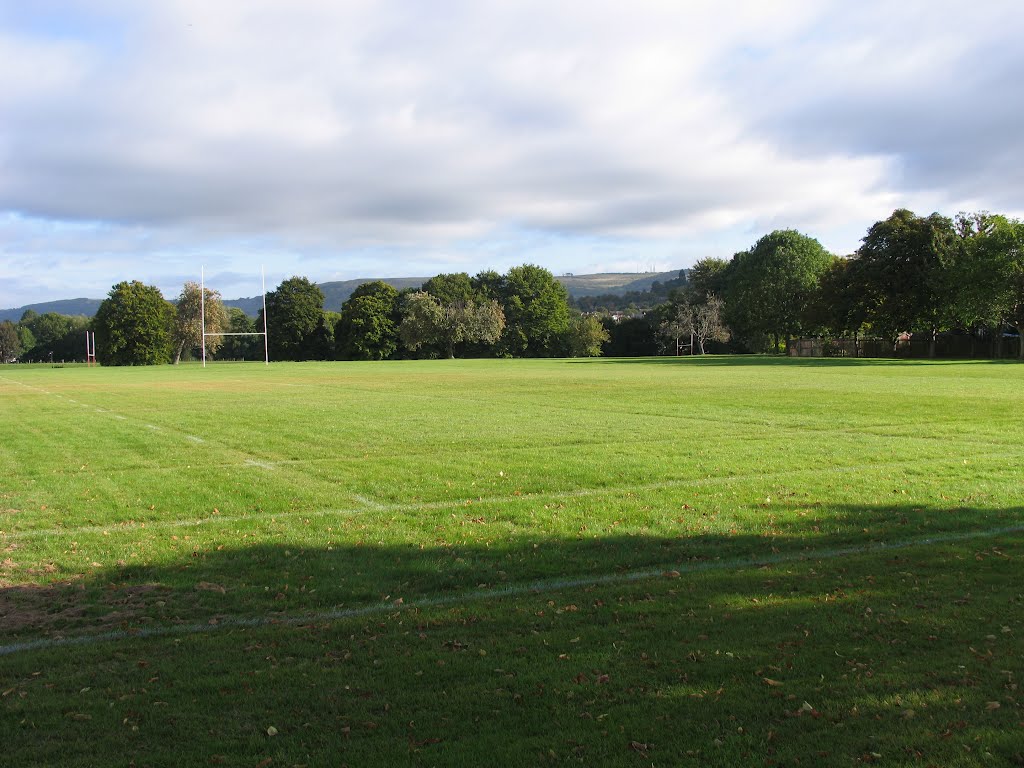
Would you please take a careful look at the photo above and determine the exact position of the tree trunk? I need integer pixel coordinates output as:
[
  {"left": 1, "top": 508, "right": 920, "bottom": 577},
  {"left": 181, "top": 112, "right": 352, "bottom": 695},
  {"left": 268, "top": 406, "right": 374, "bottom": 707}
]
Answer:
[{"left": 928, "top": 326, "right": 937, "bottom": 359}]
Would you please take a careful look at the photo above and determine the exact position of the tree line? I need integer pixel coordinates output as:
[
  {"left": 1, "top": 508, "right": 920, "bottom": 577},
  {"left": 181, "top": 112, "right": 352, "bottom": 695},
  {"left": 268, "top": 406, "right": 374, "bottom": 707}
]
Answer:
[
  {"left": 603, "top": 208, "right": 1024, "bottom": 359},
  {"left": 0, "top": 264, "right": 608, "bottom": 365},
  {"left": 4, "top": 208, "right": 1021, "bottom": 364},
  {"left": 259, "top": 264, "right": 608, "bottom": 362}
]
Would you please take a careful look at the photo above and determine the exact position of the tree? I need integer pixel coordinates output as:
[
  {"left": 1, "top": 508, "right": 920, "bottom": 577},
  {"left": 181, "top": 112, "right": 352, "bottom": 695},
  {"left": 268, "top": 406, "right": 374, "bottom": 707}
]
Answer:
[
  {"left": 335, "top": 281, "right": 401, "bottom": 360},
  {"left": 399, "top": 291, "right": 505, "bottom": 358},
  {"left": 498, "top": 265, "right": 572, "bottom": 357},
  {"left": 855, "top": 209, "right": 957, "bottom": 356},
  {"left": 421, "top": 273, "right": 475, "bottom": 305},
  {"left": 0, "top": 320, "right": 21, "bottom": 362},
  {"left": 20, "top": 312, "right": 74, "bottom": 361},
  {"left": 172, "top": 282, "right": 228, "bottom": 364},
  {"left": 259, "top": 277, "right": 325, "bottom": 361},
  {"left": 93, "top": 281, "right": 175, "bottom": 366},
  {"left": 693, "top": 294, "right": 730, "bottom": 353},
  {"left": 954, "top": 213, "right": 1024, "bottom": 358},
  {"left": 660, "top": 301, "right": 696, "bottom": 355},
  {"left": 15, "top": 325, "right": 35, "bottom": 359},
  {"left": 661, "top": 294, "right": 730, "bottom": 354},
  {"left": 805, "top": 256, "right": 871, "bottom": 341},
  {"left": 306, "top": 311, "right": 338, "bottom": 361},
  {"left": 685, "top": 258, "right": 731, "bottom": 303},
  {"left": 725, "top": 230, "right": 833, "bottom": 351},
  {"left": 563, "top": 315, "right": 610, "bottom": 357},
  {"left": 602, "top": 315, "right": 661, "bottom": 357}
]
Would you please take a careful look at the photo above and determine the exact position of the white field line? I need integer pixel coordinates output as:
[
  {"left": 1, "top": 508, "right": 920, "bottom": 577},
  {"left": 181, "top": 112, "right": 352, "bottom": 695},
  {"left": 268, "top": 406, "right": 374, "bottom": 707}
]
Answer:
[
  {"left": 351, "top": 493, "right": 387, "bottom": 510},
  {"left": 244, "top": 459, "right": 276, "bottom": 470},
  {"left": 4, "top": 455, "right": 1020, "bottom": 541},
  {"left": 2, "top": 523, "right": 1022, "bottom": 658}
]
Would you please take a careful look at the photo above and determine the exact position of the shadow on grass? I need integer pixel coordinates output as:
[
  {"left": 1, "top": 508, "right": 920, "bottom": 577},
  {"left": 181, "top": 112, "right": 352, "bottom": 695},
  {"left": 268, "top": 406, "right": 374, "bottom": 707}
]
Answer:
[
  {"left": 2, "top": 502, "right": 1022, "bottom": 642},
  {"left": 1, "top": 508, "right": 1022, "bottom": 767}
]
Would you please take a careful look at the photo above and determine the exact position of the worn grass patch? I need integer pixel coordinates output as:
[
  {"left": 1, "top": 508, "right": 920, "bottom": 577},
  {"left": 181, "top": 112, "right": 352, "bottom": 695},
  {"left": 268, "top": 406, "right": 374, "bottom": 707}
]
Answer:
[{"left": 1, "top": 357, "right": 1022, "bottom": 766}]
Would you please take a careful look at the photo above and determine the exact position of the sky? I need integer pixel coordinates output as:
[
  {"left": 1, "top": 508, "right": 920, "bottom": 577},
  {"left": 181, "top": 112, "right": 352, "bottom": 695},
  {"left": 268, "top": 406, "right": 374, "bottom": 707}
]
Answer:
[{"left": 2, "top": 0, "right": 1023, "bottom": 308}]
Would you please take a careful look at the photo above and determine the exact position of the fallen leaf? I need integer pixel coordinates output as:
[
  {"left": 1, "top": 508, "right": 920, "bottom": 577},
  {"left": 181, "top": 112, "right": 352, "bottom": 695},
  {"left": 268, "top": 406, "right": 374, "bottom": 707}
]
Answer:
[{"left": 763, "top": 678, "right": 783, "bottom": 687}]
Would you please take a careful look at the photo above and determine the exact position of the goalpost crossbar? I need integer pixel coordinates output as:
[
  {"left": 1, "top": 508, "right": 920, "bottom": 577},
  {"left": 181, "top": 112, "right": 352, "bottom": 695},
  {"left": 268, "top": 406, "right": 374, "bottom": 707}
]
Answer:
[{"left": 201, "top": 266, "right": 269, "bottom": 366}]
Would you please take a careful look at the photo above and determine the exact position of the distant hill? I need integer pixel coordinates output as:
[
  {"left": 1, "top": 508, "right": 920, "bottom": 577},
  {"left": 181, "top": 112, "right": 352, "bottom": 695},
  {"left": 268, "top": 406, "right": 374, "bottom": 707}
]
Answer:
[
  {"left": 556, "top": 271, "right": 679, "bottom": 298},
  {"left": 1, "top": 271, "right": 683, "bottom": 320},
  {"left": 0, "top": 298, "right": 101, "bottom": 323}
]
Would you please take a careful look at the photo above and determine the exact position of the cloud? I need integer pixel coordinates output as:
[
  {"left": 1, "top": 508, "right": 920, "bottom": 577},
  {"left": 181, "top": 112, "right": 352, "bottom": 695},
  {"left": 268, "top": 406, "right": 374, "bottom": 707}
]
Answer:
[{"left": 1, "top": 0, "right": 1022, "bottom": 305}]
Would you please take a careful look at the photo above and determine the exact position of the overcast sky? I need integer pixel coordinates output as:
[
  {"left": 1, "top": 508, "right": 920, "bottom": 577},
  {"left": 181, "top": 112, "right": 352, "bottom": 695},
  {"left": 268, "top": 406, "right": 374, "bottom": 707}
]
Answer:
[{"left": 2, "top": 0, "right": 1023, "bottom": 308}]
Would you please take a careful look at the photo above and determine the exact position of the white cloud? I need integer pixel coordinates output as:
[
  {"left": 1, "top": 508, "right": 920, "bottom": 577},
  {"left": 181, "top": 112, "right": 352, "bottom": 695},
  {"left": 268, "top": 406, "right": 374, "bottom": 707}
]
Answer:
[{"left": 1, "top": 0, "right": 1023, "bottom": 305}]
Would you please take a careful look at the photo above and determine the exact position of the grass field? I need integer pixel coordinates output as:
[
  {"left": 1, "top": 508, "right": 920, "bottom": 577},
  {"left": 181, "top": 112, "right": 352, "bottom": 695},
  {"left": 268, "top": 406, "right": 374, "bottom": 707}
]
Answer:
[{"left": 1, "top": 357, "right": 1022, "bottom": 767}]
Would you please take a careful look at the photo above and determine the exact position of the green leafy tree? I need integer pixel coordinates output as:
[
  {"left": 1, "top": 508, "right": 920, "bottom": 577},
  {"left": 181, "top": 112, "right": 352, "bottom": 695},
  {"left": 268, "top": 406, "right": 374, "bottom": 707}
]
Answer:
[
  {"left": 93, "top": 281, "right": 175, "bottom": 366},
  {"left": 471, "top": 270, "right": 505, "bottom": 301},
  {"left": 498, "top": 265, "right": 571, "bottom": 357},
  {"left": 335, "top": 281, "right": 401, "bottom": 360},
  {"left": 954, "top": 213, "right": 1024, "bottom": 358},
  {"left": 725, "top": 230, "right": 833, "bottom": 351},
  {"left": 306, "top": 311, "right": 338, "bottom": 361},
  {"left": 399, "top": 291, "right": 505, "bottom": 358},
  {"left": 563, "top": 314, "right": 610, "bottom": 357},
  {"left": 855, "top": 209, "right": 957, "bottom": 356},
  {"left": 259, "top": 276, "right": 325, "bottom": 361},
  {"left": 19, "top": 312, "right": 75, "bottom": 360},
  {"left": 0, "top": 320, "right": 21, "bottom": 362},
  {"left": 805, "top": 256, "right": 871, "bottom": 340},
  {"left": 685, "top": 258, "right": 731, "bottom": 303},
  {"left": 15, "top": 325, "right": 35, "bottom": 358},
  {"left": 172, "top": 281, "right": 228, "bottom": 364},
  {"left": 602, "top": 315, "right": 660, "bottom": 357},
  {"left": 422, "top": 273, "right": 475, "bottom": 305}
]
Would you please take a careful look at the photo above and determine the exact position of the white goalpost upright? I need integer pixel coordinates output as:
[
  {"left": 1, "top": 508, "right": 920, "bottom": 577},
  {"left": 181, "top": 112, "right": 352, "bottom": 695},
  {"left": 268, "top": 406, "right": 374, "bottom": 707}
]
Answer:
[{"left": 200, "top": 266, "right": 270, "bottom": 367}]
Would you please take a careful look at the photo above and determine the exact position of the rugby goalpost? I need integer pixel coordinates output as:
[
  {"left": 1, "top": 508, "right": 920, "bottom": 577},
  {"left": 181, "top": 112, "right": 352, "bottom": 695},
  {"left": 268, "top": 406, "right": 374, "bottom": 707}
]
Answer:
[{"left": 200, "top": 266, "right": 269, "bottom": 367}]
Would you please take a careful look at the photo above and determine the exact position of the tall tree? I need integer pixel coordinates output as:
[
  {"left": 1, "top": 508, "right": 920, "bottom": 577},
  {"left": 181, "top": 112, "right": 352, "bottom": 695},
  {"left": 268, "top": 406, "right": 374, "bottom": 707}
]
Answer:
[
  {"left": 335, "top": 281, "right": 401, "bottom": 360},
  {"left": 172, "top": 282, "right": 228, "bottom": 364},
  {"left": 725, "top": 230, "right": 832, "bottom": 351},
  {"left": 498, "top": 265, "right": 571, "bottom": 357},
  {"left": 259, "top": 276, "right": 325, "bottom": 361},
  {"left": 855, "top": 209, "right": 957, "bottom": 356},
  {"left": 0, "top": 320, "right": 21, "bottom": 362},
  {"left": 805, "top": 256, "right": 871, "bottom": 341},
  {"left": 955, "top": 212, "right": 1024, "bottom": 358},
  {"left": 685, "top": 258, "right": 731, "bottom": 303},
  {"left": 93, "top": 281, "right": 175, "bottom": 366},
  {"left": 563, "top": 315, "right": 610, "bottom": 357},
  {"left": 421, "top": 273, "right": 475, "bottom": 305},
  {"left": 399, "top": 291, "right": 505, "bottom": 358}
]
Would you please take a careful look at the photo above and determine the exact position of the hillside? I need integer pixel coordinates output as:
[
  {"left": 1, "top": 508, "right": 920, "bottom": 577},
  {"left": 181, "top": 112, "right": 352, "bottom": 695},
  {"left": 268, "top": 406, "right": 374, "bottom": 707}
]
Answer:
[
  {"left": 1, "top": 271, "right": 682, "bottom": 320},
  {"left": 0, "top": 298, "right": 101, "bottom": 323}
]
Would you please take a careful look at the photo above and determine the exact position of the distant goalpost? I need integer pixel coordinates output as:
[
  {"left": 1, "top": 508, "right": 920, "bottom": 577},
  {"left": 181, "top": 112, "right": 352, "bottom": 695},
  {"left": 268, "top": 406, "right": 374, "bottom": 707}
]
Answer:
[{"left": 200, "top": 266, "right": 269, "bottom": 366}]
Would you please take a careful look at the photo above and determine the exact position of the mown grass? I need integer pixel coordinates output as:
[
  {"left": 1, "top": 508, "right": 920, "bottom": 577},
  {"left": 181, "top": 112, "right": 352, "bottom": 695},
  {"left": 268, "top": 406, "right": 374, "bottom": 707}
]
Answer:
[{"left": 1, "top": 357, "right": 1022, "bottom": 767}]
